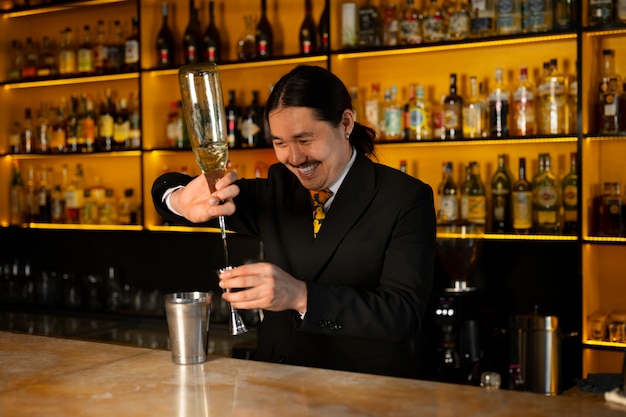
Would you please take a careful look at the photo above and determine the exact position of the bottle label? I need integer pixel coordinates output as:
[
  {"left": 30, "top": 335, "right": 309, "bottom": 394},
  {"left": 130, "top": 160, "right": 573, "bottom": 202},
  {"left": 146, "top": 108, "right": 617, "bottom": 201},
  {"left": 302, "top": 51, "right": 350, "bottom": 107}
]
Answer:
[
  {"left": 438, "top": 195, "right": 458, "bottom": 222},
  {"left": 537, "top": 185, "right": 558, "bottom": 207},
  {"left": 99, "top": 114, "right": 114, "bottom": 138},
  {"left": 423, "top": 16, "right": 445, "bottom": 41},
  {"left": 78, "top": 49, "right": 93, "bottom": 72},
  {"left": 400, "top": 18, "right": 422, "bottom": 44},
  {"left": 114, "top": 120, "right": 130, "bottom": 144},
  {"left": 467, "top": 196, "right": 486, "bottom": 223},
  {"left": 125, "top": 40, "right": 139, "bottom": 63},
  {"left": 385, "top": 109, "right": 403, "bottom": 138},
  {"left": 409, "top": 108, "right": 427, "bottom": 129},
  {"left": 443, "top": 108, "right": 461, "bottom": 130},
  {"left": 512, "top": 191, "right": 532, "bottom": 229},
  {"left": 563, "top": 184, "right": 578, "bottom": 208},
  {"left": 364, "top": 100, "right": 380, "bottom": 131}
]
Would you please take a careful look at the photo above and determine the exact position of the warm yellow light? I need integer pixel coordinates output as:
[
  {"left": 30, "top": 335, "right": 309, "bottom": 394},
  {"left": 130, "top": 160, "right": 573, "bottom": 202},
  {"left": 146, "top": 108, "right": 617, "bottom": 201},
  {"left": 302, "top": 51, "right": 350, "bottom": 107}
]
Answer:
[
  {"left": 585, "top": 236, "right": 626, "bottom": 243},
  {"left": 584, "top": 340, "right": 626, "bottom": 348},
  {"left": 147, "top": 225, "right": 231, "bottom": 234},
  {"left": 9, "top": 151, "right": 141, "bottom": 159},
  {"left": 4, "top": 73, "right": 139, "bottom": 89},
  {"left": 436, "top": 232, "right": 577, "bottom": 241},
  {"left": 29, "top": 223, "right": 143, "bottom": 231},
  {"left": 2, "top": 0, "right": 126, "bottom": 18}
]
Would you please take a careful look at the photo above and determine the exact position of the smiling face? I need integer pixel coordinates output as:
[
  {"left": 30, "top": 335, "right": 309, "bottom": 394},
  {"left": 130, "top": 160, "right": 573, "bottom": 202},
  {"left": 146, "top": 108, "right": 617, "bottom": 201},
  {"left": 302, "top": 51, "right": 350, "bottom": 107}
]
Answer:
[{"left": 269, "top": 106, "right": 354, "bottom": 192}]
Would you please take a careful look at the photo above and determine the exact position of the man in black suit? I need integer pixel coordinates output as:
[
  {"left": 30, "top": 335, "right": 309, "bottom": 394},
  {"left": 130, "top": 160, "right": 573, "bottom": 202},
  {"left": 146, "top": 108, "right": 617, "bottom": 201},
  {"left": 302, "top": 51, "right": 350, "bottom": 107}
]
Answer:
[{"left": 152, "top": 65, "right": 436, "bottom": 378}]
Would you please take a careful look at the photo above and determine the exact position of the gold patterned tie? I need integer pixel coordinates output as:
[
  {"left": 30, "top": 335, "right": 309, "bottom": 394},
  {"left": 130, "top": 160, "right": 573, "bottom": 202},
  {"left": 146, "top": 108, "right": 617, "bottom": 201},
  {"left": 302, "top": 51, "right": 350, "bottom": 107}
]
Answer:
[{"left": 310, "top": 189, "right": 332, "bottom": 238}]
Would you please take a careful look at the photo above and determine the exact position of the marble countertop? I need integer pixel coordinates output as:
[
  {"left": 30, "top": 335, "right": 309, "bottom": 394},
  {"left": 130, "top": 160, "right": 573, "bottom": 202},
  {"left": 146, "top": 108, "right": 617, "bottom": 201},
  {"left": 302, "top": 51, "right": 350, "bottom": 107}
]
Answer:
[{"left": 1, "top": 331, "right": 625, "bottom": 417}]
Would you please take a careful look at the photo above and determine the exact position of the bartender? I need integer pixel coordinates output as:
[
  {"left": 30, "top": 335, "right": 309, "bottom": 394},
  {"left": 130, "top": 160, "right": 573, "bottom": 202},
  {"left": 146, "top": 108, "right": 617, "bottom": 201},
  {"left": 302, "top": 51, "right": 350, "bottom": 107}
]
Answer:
[{"left": 152, "top": 65, "right": 436, "bottom": 378}]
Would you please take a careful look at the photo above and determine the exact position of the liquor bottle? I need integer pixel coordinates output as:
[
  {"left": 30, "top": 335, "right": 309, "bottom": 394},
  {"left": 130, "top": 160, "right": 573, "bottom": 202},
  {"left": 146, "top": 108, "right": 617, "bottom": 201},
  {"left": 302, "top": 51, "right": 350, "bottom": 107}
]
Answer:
[
  {"left": 37, "top": 36, "right": 57, "bottom": 78},
  {"left": 538, "top": 58, "right": 567, "bottom": 135},
  {"left": 491, "top": 154, "right": 512, "bottom": 233},
  {"left": 98, "top": 88, "right": 115, "bottom": 152},
  {"left": 433, "top": 94, "right": 446, "bottom": 139},
  {"left": 400, "top": 159, "right": 408, "bottom": 173},
  {"left": 448, "top": 0, "right": 470, "bottom": 40},
  {"left": 561, "top": 152, "right": 578, "bottom": 235},
  {"left": 619, "top": 0, "right": 626, "bottom": 23},
  {"left": 399, "top": 0, "right": 423, "bottom": 45},
  {"left": 342, "top": 2, "right": 358, "bottom": 47},
  {"left": 156, "top": 2, "right": 176, "bottom": 68},
  {"left": 21, "top": 108, "right": 34, "bottom": 154},
  {"left": 598, "top": 49, "right": 623, "bottom": 134},
  {"left": 443, "top": 73, "right": 463, "bottom": 139},
  {"left": 113, "top": 97, "right": 131, "bottom": 150},
  {"left": 58, "top": 28, "right": 77, "bottom": 76},
  {"left": 318, "top": 1, "right": 330, "bottom": 52},
  {"left": 470, "top": 0, "right": 496, "bottom": 37},
  {"left": 461, "top": 161, "right": 486, "bottom": 225},
  {"left": 98, "top": 188, "right": 118, "bottom": 225},
  {"left": 423, "top": 0, "right": 447, "bottom": 43},
  {"left": 489, "top": 68, "right": 510, "bottom": 137},
  {"left": 240, "top": 91, "right": 263, "bottom": 148},
  {"left": 588, "top": 0, "right": 614, "bottom": 26},
  {"left": 437, "top": 162, "right": 459, "bottom": 223},
  {"left": 183, "top": 0, "right": 202, "bottom": 64},
  {"left": 128, "top": 91, "right": 141, "bottom": 149},
  {"left": 166, "top": 101, "right": 182, "bottom": 148},
  {"left": 77, "top": 25, "right": 94, "bottom": 75},
  {"left": 358, "top": 0, "right": 382, "bottom": 47},
  {"left": 118, "top": 188, "right": 141, "bottom": 225},
  {"left": 79, "top": 94, "right": 97, "bottom": 153},
  {"left": 300, "top": 0, "right": 318, "bottom": 54},
  {"left": 407, "top": 84, "right": 432, "bottom": 140},
  {"left": 9, "top": 121, "right": 21, "bottom": 154},
  {"left": 462, "top": 76, "right": 488, "bottom": 138},
  {"left": 50, "top": 105, "right": 67, "bottom": 153},
  {"left": 523, "top": 0, "right": 553, "bottom": 32},
  {"left": 65, "top": 163, "right": 85, "bottom": 224},
  {"left": 554, "top": 0, "right": 575, "bottom": 29},
  {"left": 383, "top": 85, "right": 404, "bottom": 140},
  {"left": 37, "top": 166, "right": 52, "bottom": 223},
  {"left": 107, "top": 20, "right": 124, "bottom": 73},
  {"left": 600, "top": 182, "right": 624, "bottom": 236},
  {"left": 66, "top": 97, "right": 80, "bottom": 153},
  {"left": 204, "top": 0, "right": 221, "bottom": 62},
  {"left": 225, "top": 89, "right": 242, "bottom": 148},
  {"left": 93, "top": 19, "right": 109, "bottom": 74},
  {"left": 256, "top": 0, "right": 273, "bottom": 58},
  {"left": 237, "top": 15, "right": 257, "bottom": 60},
  {"left": 568, "top": 66, "right": 578, "bottom": 134},
  {"left": 382, "top": 4, "right": 399, "bottom": 46},
  {"left": 495, "top": 0, "right": 522, "bottom": 34},
  {"left": 35, "top": 103, "right": 51, "bottom": 154},
  {"left": 7, "top": 40, "right": 23, "bottom": 81},
  {"left": 364, "top": 83, "right": 382, "bottom": 133},
  {"left": 50, "top": 184, "right": 66, "bottom": 224},
  {"left": 512, "top": 157, "right": 532, "bottom": 234},
  {"left": 532, "top": 153, "right": 561, "bottom": 233},
  {"left": 125, "top": 17, "right": 140, "bottom": 71},
  {"left": 9, "top": 161, "right": 26, "bottom": 226},
  {"left": 20, "top": 37, "right": 37, "bottom": 79},
  {"left": 25, "top": 165, "right": 38, "bottom": 223},
  {"left": 511, "top": 66, "right": 536, "bottom": 136},
  {"left": 350, "top": 86, "right": 365, "bottom": 125}
]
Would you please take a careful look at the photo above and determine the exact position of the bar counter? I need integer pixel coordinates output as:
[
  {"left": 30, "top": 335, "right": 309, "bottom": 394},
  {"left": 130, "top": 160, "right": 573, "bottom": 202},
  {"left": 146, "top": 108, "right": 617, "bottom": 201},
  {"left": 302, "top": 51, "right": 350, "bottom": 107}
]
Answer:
[{"left": 1, "top": 331, "right": 624, "bottom": 417}]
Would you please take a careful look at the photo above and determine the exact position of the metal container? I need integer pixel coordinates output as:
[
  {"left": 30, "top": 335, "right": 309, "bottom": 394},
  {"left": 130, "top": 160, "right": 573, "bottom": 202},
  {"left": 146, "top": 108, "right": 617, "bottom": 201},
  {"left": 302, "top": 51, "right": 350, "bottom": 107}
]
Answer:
[{"left": 511, "top": 314, "right": 560, "bottom": 395}]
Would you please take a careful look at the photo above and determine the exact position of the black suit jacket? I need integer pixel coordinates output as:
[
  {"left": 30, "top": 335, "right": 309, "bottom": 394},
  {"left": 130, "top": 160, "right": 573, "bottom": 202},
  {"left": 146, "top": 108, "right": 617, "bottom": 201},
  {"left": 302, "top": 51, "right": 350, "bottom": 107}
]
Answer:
[{"left": 152, "top": 152, "right": 436, "bottom": 377}]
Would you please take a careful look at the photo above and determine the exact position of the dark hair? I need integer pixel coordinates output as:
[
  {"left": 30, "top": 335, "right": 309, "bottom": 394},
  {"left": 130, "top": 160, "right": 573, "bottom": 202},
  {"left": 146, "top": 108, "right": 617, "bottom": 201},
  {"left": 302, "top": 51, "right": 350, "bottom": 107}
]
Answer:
[{"left": 265, "top": 65, "right": 376, "bottom": 157}]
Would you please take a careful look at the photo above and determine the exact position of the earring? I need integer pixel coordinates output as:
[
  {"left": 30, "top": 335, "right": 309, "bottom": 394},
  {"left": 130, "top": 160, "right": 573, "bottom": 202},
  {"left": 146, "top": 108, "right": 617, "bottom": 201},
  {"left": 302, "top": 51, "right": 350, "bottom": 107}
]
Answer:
[{"left": 346, "top": 131, "right": 351, "bottom": 138}]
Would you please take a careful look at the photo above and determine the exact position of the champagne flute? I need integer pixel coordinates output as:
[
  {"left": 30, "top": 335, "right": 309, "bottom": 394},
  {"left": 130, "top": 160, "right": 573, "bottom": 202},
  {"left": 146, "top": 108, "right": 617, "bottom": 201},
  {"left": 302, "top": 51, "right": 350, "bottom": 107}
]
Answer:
[{"left": 178, "top": 62, "right": 248, "bottom": 335}]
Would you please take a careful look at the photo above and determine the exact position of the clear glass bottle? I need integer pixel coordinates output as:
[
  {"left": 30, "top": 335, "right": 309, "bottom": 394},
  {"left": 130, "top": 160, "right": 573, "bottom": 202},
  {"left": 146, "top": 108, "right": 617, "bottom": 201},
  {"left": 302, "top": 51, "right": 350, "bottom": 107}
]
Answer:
[
  {"left": 58, "top": 28, "right": 77, "bottom": 76},
  {"left": 491, "top": 154, "right": 512, "bottom": 233},
  {"left": 538, "top": 58, "right": 567, "bottom": 135},
  {"left": 237, "top": 15, "right": 257, "bottom": 60},
  {"left": 532, "top": 153, "right": 561, "bottom": 233},
  {"left": 448, "top": 0, "right": 470, "bottom": 40},
  {"left": 512, "top": 157, "right": 532, "bottom": 234},
  {"left": 408, "top": 84, "right": 433, "bottom": 140},
  {"left": 77, "top": 25, "right": 94, "bottom": 75},
  {"left": 65, "top": 163, "right": 85, "bottom": 225},
  {"left": 511, "top": 66, "right": 536, "bottom": 136},
  {"left": 423, "top": 0, "right": 448, "bottom": 42},
  {"left": 399, "top": 0, "right": 423, "bottom": 45},
  {"left": 383, "top": 85, "right": 404, "bottom": 140},
  {"left": 21, "top": 107, "right": 34, "bottom": 154},
  {"left": 444, "top": 73, "right": 463, "bottom": 139},
  {"left": 364, "top": 83, "right": 382, "bottom": 133},
  {"left": 523, "top": 0, "right": 553, "bottom": 32},
  {"left": 496, "top": 0, "right": 522, "bottom": 34},
  {"left": 437, "top": 161, "right": 459, "bottom": 223},
  {"left": 561, "top": 152, "right": 578, "bottom": 235},
  {"left": 598, "top": 49, "right": 623, "bottom": 134},
  {"left": 382, "top": 4, "right": 400, "bottom": 46},
  {"left": 462, "top": 76, "right": 488, "bottom": 138},
  {"left": 489, "top": 68, "right": 510, "bottom": 137}
]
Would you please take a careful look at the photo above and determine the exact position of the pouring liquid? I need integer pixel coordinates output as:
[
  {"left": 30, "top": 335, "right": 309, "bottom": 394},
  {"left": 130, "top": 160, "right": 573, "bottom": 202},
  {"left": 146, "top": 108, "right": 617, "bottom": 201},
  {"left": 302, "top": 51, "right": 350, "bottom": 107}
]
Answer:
[{"left": 201, "top": 167, "right": 229, "bottom": 267}]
